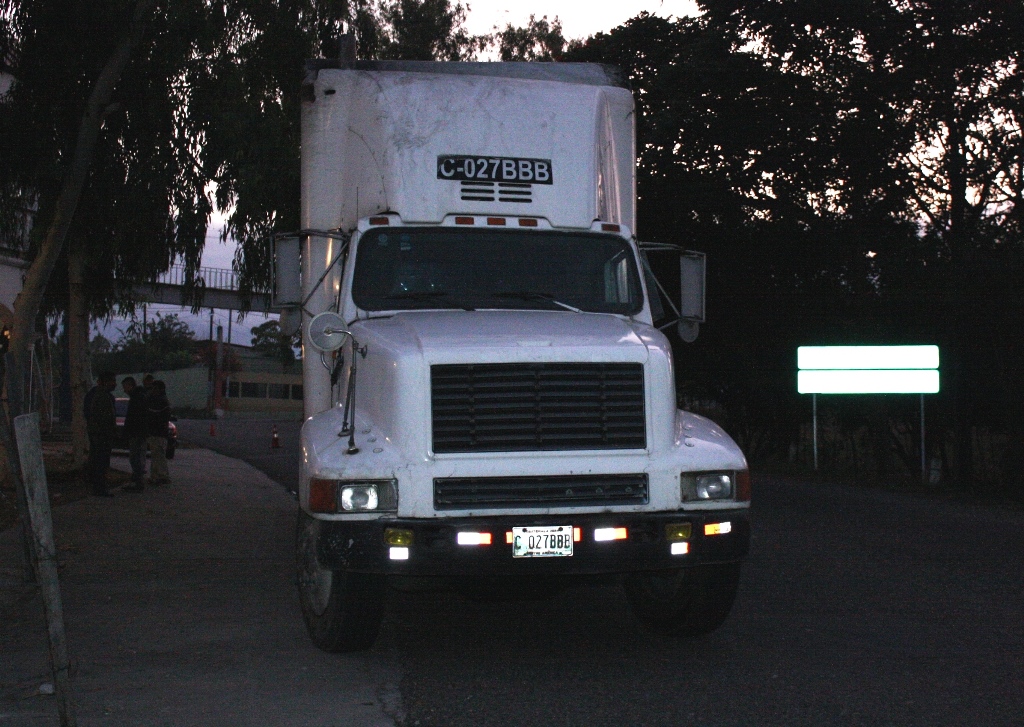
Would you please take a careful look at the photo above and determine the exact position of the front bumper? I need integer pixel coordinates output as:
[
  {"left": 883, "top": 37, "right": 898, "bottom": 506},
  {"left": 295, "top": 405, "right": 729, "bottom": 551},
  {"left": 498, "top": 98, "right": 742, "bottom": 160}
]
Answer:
[{"left": 315, "top": 510, "right": 749, "bottom": 576}]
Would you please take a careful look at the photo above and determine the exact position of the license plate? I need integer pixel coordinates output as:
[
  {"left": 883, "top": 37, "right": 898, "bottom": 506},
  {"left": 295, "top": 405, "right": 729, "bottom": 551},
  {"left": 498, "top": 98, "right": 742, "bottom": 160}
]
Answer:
[
  {"left": 437, "top": 155, "right": 554, "bottom": 184},
  {"left": 512, "top": 525, "right": 573, "bottom": 558}
]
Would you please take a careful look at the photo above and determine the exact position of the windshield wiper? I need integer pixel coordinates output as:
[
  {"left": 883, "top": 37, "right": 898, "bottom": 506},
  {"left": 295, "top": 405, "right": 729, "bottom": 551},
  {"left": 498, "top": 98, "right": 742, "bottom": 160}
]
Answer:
[
  {"left": 489, "top": 291, "right": 583, "bottom": 313},
  {"left": 379, "top": 291, "right": 475, "bottom": 311}
]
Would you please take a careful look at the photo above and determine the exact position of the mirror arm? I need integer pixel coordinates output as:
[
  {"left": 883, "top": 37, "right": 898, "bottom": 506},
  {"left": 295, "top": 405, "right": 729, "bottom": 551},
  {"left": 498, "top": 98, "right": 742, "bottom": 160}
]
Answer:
[{"left": 642, "top": 256, "right": 683, "bottom": 322}]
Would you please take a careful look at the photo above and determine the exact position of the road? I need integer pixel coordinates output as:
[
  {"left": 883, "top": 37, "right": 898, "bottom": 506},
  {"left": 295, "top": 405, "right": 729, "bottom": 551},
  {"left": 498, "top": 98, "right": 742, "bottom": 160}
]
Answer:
[
  {"left": 180, "top": 420, "right": 1024, "bottom": 727},
  {"left": 176, "top": 418, "right": 302, "bottom": 494}
]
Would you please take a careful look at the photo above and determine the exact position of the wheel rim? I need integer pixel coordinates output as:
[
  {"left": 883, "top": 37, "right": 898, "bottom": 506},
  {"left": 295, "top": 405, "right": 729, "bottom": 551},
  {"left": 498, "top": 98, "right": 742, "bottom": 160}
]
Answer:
[{"left": 298, "top": 518, "right": 333, "bottom": 616}]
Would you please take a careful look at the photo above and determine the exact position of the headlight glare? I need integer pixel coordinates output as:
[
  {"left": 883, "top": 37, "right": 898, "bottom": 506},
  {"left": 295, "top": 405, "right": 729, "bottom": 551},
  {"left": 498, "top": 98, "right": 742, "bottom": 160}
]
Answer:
[
  {"left": 696, "top": 473, "right": 733, "bottom": 500},
  {"left": 681, "top": 472, "right": 736, "bottom": 501},
  {"left": 340, "top": 485, "right": 379, "bottom": 511}
]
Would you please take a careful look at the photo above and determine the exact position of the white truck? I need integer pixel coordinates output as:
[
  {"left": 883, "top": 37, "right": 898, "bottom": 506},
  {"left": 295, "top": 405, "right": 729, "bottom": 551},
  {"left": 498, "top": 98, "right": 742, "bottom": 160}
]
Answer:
[{"left": 276, "top": 60, "right": 750, "bottom": 652}]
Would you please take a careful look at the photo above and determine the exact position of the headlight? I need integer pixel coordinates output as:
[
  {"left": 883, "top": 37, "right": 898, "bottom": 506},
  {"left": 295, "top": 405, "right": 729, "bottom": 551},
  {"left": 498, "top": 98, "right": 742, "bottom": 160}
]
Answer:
[
  {"left": 341, "top": 485, "right": 378, "bottom": 511},
  {"left": 309, "top": 478, "right": 398, "bottom": 513},
  {"left": 681, "top": 472, "right": 735, "bottom": 501}
]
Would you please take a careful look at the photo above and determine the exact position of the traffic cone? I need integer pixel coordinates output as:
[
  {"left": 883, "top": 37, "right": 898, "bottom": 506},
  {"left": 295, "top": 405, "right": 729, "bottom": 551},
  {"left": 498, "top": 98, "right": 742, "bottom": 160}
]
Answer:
[
  {"left": 271, "top": 425, "right": 280, "bottom": 449},
  {"left": 209, "top": 422, "right": 216, "bottom": 436}
]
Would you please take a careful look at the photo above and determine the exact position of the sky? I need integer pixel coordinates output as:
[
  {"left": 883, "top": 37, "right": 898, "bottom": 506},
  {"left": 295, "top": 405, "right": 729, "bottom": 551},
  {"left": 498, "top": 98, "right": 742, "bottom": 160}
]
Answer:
[
  {"left": 461, "top": 0, "right": 699, "bottom": 39},
  {"left": 101, "top": 0, "right": 700, "bottom": 349}
]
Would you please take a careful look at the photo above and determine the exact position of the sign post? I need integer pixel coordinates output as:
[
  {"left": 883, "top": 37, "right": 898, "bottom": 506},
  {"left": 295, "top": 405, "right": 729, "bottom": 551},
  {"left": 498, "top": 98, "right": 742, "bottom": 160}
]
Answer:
[{"left": 797, "top": 346, "right": 940, "bottom": 481}]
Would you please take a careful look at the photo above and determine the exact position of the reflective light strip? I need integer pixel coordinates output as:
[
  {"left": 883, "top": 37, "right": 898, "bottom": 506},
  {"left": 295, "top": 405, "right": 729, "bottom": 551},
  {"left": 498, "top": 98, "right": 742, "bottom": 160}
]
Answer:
[
  {"left": 389, "top": 547, "right": 409, "bottom": 560},
  {"left": 704, "top": 522, "right": 732, "bottom": 536},
  {"left": 798, "top": 369, "right": 939, "bottom": 394},
  {"left": 506, "top": 531, "right": 514, "bottom": 544},
  {"left": 798, "top": 345, "right": 939, "bottom": 371},
  {"left": 594, "top": 527, "right": 628, "bottom": 542},
  {"left": 457, "top": 532, "right": 492, "bottom": 546},
  {"left": 671, "top": 542, "right": 689, "bottom": 555},
  {"left": 573, "top": 527, "right": 581, "bottom": 543}
]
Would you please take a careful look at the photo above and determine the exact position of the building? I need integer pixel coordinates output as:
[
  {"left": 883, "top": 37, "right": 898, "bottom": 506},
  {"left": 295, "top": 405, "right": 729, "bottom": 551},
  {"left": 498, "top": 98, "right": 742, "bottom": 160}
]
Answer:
[{"left": 123, "top": 342, "right": 302, "bottom": 419}]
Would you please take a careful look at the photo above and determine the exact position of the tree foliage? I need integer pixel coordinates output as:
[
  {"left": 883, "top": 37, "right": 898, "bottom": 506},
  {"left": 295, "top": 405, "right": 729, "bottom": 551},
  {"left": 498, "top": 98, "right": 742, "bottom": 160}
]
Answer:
[
  {"left": 93, "top": 312, "right": 196, "bottom": 373},
  {"left": 495, "top": 15, "right": 567, "bottom": 61},
  {"left": 568, "top": 2, "right": 1024, "bottom": 489},
  {"left": 250, "top": 319, "right": 300, "bottom": 370}
]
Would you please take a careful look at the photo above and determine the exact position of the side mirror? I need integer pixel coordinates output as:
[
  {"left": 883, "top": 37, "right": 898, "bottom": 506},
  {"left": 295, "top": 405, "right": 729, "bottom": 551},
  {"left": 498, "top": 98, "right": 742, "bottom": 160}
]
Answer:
[
  {"left": 308, "top": 311, "right": 350, "bottom": 352},
  {"left": 678, "top": 251, "right": 706, "bottom": 343}
]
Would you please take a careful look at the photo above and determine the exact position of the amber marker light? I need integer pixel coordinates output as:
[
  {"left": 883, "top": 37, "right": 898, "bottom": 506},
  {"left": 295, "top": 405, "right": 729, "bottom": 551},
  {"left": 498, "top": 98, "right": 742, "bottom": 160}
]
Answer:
[
  {"left": 705, "top": 522, "right": 733, "bottom": 536},
  {"left": 665, "top": 523, "right": 692, "bottom": 542},
  {"left": 384, "top": 528, "right": 414, "bottom": 546},
  {"left": 736, "top": 470, "right": 751, "bottom": 501},
  {"left": 506, "top": 531, "right": 514, "bottom": 544},
  {"left": 486, "top": 217, "right": 506, "bottom": 226},
  {"left": 454, "top": 216, "right": 475, "bottom": 225},
  {"left": 368, "top": 216, "right": 390, "bottom": 225},
  {"left": 518, "top": 218, "right": 538, "bottom": 227},
  {"left": 601, "top": 223, "right": 621, "bottom": 232},
  {"left": 573, "top": 527, "right": 581, "bottom": 542},
  {"left": 308, "top": 478, "right": 337, "bottom": 513}
]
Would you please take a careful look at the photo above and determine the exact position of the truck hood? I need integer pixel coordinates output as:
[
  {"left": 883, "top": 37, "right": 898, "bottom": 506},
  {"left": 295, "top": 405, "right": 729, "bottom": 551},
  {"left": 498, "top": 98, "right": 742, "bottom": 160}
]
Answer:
[{"left": 351, "top": 310, "right": 654, "bottom": 363}]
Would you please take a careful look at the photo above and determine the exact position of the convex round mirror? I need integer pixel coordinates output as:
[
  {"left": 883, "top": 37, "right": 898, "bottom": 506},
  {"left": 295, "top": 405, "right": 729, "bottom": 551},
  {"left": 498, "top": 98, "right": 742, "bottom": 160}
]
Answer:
[{"left": 308, "top": 312, "right": 350, "bottom": 352}]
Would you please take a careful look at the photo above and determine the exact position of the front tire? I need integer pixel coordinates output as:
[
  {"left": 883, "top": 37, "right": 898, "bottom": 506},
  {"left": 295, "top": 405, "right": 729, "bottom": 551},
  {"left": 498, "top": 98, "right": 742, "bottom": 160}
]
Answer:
[
  {"left": 624, "top": 563, "right": 741, "bottom": 637},
  {"left": 296, "top": 512, "right": 385, "bottom": 652}
]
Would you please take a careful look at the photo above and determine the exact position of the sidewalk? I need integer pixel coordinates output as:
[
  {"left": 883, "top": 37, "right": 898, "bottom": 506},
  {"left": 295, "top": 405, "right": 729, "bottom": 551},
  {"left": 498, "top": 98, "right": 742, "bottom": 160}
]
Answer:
[{"left": 0, "top": 449, "right": 399, "bottom": 726}]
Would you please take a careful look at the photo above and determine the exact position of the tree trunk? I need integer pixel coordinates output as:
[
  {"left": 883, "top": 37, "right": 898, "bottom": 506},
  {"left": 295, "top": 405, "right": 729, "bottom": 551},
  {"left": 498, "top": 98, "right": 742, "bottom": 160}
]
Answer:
[{"left": 67, "top": 245, "right": 90, "bottom": 468}]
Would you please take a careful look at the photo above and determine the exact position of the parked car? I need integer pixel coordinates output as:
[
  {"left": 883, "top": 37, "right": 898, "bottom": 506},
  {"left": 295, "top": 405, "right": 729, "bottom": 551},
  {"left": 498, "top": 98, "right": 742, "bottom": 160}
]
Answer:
[{"left": 114, "top": 397, "right": 177, "bottom": 459}]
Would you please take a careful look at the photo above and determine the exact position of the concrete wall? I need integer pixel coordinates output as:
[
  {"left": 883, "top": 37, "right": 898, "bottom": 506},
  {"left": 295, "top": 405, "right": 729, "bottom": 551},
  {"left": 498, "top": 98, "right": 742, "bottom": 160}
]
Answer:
[
  {"left": 120, "top": 368, "right": 210, "bottom": 410},
  {"left": 118, "top": 366, "right": 303, "bottom": 419}
]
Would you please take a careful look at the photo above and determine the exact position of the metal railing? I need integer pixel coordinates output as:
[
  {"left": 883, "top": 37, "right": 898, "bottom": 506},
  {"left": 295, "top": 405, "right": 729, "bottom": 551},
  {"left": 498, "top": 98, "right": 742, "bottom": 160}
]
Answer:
[{"left": 155, "top": 265, "right": 240, "bottom": 291}]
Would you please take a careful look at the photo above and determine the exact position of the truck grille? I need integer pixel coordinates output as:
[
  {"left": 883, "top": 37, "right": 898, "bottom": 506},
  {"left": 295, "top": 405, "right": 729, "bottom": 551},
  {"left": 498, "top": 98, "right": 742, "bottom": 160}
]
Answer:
[
  {"left": 434, "top": 473, "right": 649, "bottom": 509},
  {"left": 431, "top": 362, "right": 645, "bottom": 453}
]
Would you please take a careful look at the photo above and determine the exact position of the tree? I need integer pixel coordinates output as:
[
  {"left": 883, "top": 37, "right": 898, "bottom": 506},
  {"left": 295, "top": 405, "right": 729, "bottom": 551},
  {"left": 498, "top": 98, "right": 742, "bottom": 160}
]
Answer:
[
  {"left": 494, "top": 15, "right": 567, "bottom": 61},
  {"left": 692, "top": 0, "right": 1024, "bottom": 487},
  {"left": 564, "top": 4, "right": 1024, "bottom": 490},
  {"left": 378, "top": 0, "right": 484, "bottom": 60},
  {"left": 251, "top": 319, "right": 300, "bottom": 370},
  {"left": 93, "top": 313, "right": 196, "bottom": 374},
  {"left": 0, "top": 0, "right": 159, "bottom": 420}
]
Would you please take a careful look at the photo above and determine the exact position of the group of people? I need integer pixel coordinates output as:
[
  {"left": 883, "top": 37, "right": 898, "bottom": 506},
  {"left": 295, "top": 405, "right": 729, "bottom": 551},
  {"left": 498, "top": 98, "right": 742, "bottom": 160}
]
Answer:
[{"left": 86, "top": 371, "right": 172, "bottom": 497}]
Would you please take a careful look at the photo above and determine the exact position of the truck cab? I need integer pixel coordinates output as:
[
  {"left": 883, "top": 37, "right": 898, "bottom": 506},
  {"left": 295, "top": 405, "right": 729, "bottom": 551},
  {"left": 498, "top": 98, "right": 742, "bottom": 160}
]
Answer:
[{"left": 280, "top": 60, "right": 749, "bottom": 652}]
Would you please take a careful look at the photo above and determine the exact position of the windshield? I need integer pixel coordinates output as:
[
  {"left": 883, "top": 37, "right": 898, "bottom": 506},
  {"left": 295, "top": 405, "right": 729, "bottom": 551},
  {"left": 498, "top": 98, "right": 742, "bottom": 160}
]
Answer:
[{"left": 352, "top": 228, "right": 644, "bottom": 315}]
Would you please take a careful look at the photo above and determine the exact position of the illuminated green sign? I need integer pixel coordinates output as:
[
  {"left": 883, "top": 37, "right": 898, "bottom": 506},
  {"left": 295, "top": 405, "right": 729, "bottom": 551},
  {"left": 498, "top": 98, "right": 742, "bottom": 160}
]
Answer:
[{"left": 797, "top": 345, "right": 940, "bottom": 394}]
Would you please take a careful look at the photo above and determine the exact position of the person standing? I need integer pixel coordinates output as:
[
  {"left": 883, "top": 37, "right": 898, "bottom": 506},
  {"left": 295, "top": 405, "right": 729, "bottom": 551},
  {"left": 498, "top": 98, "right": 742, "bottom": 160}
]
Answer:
[
  {"left": 146, "top": 379, "right": 171, "bottom": 485},
  {"left": 121, "top": 377, "right": 147, "bottom": 492},
  {"left": 86, "top": 371, "right": 117, "bottom": 497}
]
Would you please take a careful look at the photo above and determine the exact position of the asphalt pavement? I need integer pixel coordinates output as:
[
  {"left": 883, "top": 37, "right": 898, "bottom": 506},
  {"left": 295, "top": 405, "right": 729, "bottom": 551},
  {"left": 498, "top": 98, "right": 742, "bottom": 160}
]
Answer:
[
  {"left": 5, "top": 421, "right": 1023, "bottom": 726},
  {"left": 0, "top": 448, "right": 398, "bottom": 727},
  {"left": 175, "top": 419, "right": 302, "bottom": 495},
  {"left": 184, "top": 421, "right": 1024, "bottom": 726}
]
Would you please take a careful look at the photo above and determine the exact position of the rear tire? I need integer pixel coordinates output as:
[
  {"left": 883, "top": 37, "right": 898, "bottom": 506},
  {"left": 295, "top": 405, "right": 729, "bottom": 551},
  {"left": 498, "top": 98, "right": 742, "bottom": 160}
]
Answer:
[
  {"left": 296, "top": 512, "right": 385, "bottom": 652},
  {"left": 623, "top": 563, "right": 741, "bottom": 637}
]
